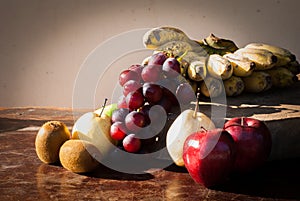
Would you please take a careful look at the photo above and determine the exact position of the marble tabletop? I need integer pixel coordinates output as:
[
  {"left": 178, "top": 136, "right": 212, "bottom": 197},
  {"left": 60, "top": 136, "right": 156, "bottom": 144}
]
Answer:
[{"left": 0, "top": 100, "right": 300, "bottom": 200}]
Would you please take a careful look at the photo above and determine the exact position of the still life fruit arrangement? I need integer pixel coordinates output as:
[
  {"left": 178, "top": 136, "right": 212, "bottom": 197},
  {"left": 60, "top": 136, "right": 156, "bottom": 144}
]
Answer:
[{"left": 35, "top": 26, "right": 299, "bottom": 188}]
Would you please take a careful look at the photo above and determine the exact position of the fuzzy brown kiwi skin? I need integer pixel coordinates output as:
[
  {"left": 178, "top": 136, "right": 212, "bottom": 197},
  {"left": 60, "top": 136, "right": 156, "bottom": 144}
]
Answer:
[
  {"left": 35, "top": 121, "right": 71, "bottom": 164},
  {"left": 59, "top": 140, "right": 101, "bottom": 173}
]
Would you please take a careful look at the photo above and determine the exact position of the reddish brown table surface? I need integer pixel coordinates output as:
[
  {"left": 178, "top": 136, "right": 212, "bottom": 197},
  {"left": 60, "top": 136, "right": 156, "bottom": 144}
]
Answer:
[{"left": 0, "top": 106, "right": 299, "bottom": 201}]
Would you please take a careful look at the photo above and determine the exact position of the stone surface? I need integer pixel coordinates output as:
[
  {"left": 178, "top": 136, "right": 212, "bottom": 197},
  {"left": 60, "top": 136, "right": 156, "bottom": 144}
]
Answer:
[{"left": 1, "top": 85, "right": 300, "bottom": 201}]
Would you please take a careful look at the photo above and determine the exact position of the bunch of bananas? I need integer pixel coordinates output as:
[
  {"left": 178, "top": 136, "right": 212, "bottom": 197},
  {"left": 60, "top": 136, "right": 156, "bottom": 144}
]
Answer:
[{"left": 143, "top": 26, "right": 300, "bottom": 98}]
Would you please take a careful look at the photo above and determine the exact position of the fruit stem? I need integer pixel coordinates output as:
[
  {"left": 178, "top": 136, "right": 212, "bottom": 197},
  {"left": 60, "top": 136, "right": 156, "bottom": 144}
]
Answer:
[
  {"left": 200, "top": 126, "right": 207, "bottom": 132},
  {"left": 193, "top": 92, "right": 200, "bottom": 118},
  {"left": 99, "top": 98, "right": 108, "bottom": 117},
  {"left": 241, "top": 116, "right": 244, "bottom": 126},
  {"left": 176, "top": 50, "right": 188, "bottom": 62}
]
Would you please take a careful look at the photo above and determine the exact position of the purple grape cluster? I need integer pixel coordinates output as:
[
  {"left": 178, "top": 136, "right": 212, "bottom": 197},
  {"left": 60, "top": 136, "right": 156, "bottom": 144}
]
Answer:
[{"left": 110, "top": 52, "right": 195, "bottom": 153}]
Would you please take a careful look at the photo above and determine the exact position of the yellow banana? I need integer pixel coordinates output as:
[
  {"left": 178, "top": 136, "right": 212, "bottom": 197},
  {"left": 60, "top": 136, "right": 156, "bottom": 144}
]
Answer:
[
  {"left": 206, "top": 54, "right": 233, "bottom": 80},
  {"left": 242, "top": 71, "right": 272, "bottom": 93},
  {"left": 234, "top": 48, "right": 277, "bottom": 70},
  {"left": 265, "top": 67, "right": 297, "bottom": 88},
  {"left": 223, "top": 75, "right": 245, "bottom": 96},
  {"left": 200, "top": 76, "right": 224, "bottom": 98},
  {"left": 244, "top": 43, "right": 296, "bottom": 67},
  {"left": 186, "top": 78, "right": 199, "bottom": 94},
  {"left": 143, "top": 26, "right": 192, "bottom": 49},
  {"left": 179, "top": 59, "right": 190, "bottom": 78},
  {"left": 187, "top": 59, "right": 207, "bottom": 82},
  {"left": 203, "top": 33, "right": 239, "bottom": 52},
  {"left": 223, "top": 53, "right": 255, "bottom": 77},
  {"left": 181, "top": 51, "right": 208, "bottom": 81},
  {"left": 285, "top": 60, "right": 300, "bottom": 75}
]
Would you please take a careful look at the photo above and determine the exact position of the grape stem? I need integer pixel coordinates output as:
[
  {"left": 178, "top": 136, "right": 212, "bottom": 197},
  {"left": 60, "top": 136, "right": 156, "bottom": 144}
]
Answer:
[
  {"left": 99, "top": 98, "right": 108, "bottom": 117},
  {"left": 176, "top": 50, "right": 188, "bottom": 62}
]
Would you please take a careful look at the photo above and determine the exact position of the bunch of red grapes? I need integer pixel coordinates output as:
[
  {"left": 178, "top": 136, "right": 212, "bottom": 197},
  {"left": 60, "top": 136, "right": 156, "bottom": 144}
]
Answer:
[{"left": 110, "top": 52, "right": 195, "bottom": 153}]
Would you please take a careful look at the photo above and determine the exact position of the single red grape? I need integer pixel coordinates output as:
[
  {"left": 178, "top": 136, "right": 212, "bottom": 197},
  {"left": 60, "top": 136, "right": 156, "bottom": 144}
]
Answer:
[
  {"left": 139, "top": 104, "right": 151, "bottom": 126},
  {"left": 119, "top": 69, "right": 141, "bottom": 86},
  {"left": 125, "top": 91, "right": 144, "bottom": 110},
  {"left": 141, "top": 65, "right": 163, "bottom": 83},
  {"left": 125, "top": 111, "right": 146, "bottom": 132},
  {"left": 148, "top": 52, "right": 168, "bottom": 66},
  {"left": 142, "top": 83, "right": 163, "bottom": 104},
  {"left": 111, "top": 108, "right": 130, "bottom": 123},
  {"left": 123, "top": 80, "right": 142, "bottom": 96},
  {"left": 128, "top": 64, "right": 143, "bottom": 75},
  {"left": 162, "top": 57, "right": 181, "bottom": 78},
  {"left": 110, "top": 121, "right": 127, "bottom": 141},
  {"left": 122, "top": 134, "right": 141, "bottom": 153}
]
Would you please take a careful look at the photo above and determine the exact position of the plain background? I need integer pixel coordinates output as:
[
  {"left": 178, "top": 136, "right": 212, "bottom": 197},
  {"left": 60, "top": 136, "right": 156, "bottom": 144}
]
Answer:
[{"left": 1, "top": 0, "right": 300, "bottom": 108}]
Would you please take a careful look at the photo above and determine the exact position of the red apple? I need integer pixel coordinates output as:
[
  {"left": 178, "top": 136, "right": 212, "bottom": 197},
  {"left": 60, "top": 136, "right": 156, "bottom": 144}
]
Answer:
[
  {"left": 224, "top": 117, "right": 272, "bottom": 173},
  {"left": 183, "top": 128, "right": 236, "bottom": 188}
]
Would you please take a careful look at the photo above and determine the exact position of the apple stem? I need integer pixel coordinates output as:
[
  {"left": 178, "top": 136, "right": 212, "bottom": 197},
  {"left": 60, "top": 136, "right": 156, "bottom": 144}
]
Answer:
[
  {"left": 241, "top": 116, "right": 244, "bottom": 126},
  {"left": 99, "top": 98, "right": 108, "bottom": 117},
  {"left": 200, "top": 126, "right": 207, "bottom": 132},
  {"left": 193, "top": 92, "right": 200, "bottom": 119}
]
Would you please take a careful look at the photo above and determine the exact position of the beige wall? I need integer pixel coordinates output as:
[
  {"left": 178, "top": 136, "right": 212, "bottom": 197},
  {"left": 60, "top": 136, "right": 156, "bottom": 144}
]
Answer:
[{"left": 1, "top": 0, "right": 300, "bottom": 108}]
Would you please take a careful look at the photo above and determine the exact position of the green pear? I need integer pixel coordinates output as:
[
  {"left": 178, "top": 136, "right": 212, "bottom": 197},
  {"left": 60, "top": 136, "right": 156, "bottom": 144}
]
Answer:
[
  {"left": 72, "top": 111, "right": 117, "bottom": 161},
  {"left": 166, "top": 109, "right": 215, "bottom": 167}
]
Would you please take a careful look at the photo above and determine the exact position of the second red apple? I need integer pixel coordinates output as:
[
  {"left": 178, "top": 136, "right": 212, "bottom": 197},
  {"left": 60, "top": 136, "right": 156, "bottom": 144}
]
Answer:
[{"left": 224, "top": 117, "right": 272, "bottom": 173}]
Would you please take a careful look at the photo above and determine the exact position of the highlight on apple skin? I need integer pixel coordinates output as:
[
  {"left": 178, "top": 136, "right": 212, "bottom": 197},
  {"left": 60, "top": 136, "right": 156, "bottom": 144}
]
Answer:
[{"left": 183, "top": 128, "right": 236, "bottom": 188}]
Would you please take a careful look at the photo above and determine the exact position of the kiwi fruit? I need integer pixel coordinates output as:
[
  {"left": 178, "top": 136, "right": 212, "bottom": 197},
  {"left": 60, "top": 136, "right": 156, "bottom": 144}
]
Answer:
[
  {"left": 35, "top": 121, "right": 71, "bottom": 164},
  {"left": 59, "top": 139, "right": 101, "bottom": 173}
]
